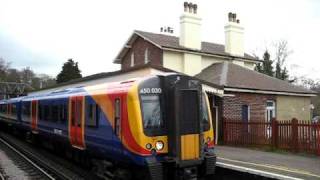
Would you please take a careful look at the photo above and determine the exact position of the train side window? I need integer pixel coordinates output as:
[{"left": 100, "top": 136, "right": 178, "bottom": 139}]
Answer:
[
  {"left": 38, "top": 105, "right": 43, "bottom": 120},
  {"left": 59, "top": 104, "right": 67, "bottom": 124},
  {"left": 52, "top": 105, "right": 59, "bottom": 122},
  {"left": 87, "top": 104, "right": 99, "bottom": 128},
  {"left": 76, "top": 99, "right": 82, "bottom": 127},
  {"left": 23, "top": 103, "right": 31, "bottom": 116},
  {"left": 71, "top": 100, "right": 76, "bottom": 126},
  {"left": 44, "top": 105, "right": 50, "bottom": 121},
  {"left": 114, "top": 98, "right": 121, "bottom": 136},
  {"left": 12, "top": 104, "right": 17, "bottom": 117}
]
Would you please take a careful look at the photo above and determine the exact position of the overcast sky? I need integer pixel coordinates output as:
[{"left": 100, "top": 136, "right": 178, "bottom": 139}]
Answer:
[{"left": 0, "top": 0, "right": 319, "bottom": 80}]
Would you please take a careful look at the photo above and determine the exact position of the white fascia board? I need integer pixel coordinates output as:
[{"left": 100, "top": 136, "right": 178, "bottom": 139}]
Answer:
[{"left": 224, "top": 87, "right": 317, "bottom": 97}]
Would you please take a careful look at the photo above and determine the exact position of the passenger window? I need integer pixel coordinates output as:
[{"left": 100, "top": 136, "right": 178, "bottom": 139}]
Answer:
[
  {"left": 76, "top": 100, "right": 82, "bottom": 127},
  {"left": 23, "top": 103, "right": 31, "bottom": 116},
  {"left": 38, "top": 105, "right": 43, "bottom": 120},
  {"left": 114, "top": 99, "right": 121, "bottom": 136},
  {"left": 71, "top": 100, "right": 76, "bottom": 126},
  {"left": 59, "top": 104, "right": 67, "bottom": 124},
  {"left": 52, "top": 105, "right": 59, "bottom": 122},
  {"left": 87, "top": 104, "right": 99, "bottom": 128},
  {"left": 12, "top": 104, "right": 17, "bottom": 116},
  {"left": 44, "top": 105, "right": 50, "bottom": 121}
]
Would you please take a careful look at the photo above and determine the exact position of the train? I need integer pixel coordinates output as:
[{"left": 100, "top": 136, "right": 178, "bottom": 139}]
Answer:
[{"left": 0, "top": 73, "right": 216, "bottom": 180}]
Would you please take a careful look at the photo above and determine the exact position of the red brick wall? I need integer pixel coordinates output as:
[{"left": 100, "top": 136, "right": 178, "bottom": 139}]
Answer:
[
  {"left": 121, "top": 37, "right": 162, "bottom": 69},
  {"left": 223, "top": 92, "right": 276, "bottom": 122}
]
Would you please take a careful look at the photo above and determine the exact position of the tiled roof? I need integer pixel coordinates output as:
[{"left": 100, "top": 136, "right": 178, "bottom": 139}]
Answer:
[
  {"left": 134, "top": 30, "right": 258, "bottom": 61},
  {"left": 195, "top": 62, "right": 315, "bottom": 94}
]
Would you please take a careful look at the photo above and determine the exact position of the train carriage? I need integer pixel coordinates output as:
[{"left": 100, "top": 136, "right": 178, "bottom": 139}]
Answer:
[{"left": 0, "top": 73, "right": 216, "bottom": 180}]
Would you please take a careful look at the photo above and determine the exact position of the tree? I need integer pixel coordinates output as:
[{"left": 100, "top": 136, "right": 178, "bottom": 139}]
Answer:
[
  {"left": 20, "top": 67, "right": 35, "bottom": 84},
  {"left": 255, "top": 50, "right": 274, "bottom": 76},
  {"left": 56, "top": 59, "right": 82, "bottom": 84},
  {"left": 300, "top": 78, "right": 320, "bottom": 117},
  {"left": 273, "top": 40, "right": 292, "bottom": 80},
  {"left": 0, "top": 57, "right": 10, "bottom": 81},
  {"left": 255, "top": 40, "right": 292, "bottom": 81}
]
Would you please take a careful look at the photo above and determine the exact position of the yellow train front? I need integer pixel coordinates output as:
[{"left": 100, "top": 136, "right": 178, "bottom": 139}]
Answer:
[{"left": 130, "top": 74, "right": 216, "bottom": 180}]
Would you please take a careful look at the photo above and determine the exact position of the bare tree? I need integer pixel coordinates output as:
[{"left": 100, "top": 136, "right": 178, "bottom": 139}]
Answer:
[{"left": 273, "top": 40, "right": 293, "bottom": 80}]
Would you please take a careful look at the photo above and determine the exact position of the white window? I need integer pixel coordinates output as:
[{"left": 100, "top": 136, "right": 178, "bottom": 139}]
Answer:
[
  {"left": 130, "top": 53, "right": 135, "bottom": 67},
  {"left": 266, "top": 100, "right": 276, "bottom": 122},
  {"left": 144, "top": 48, "right": 149, "bottom": 64}
]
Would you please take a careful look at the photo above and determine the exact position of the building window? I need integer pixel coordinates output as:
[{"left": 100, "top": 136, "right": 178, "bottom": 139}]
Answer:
[
  {"left": 144, "top": 48, "right": 149, "bottom": 64},
  {"left": 241, "top": 105, "right": 250, "bottom": 122},
  {"left": 266, "top": 100, "right": 276, "bottom": 122},
  {"left": 130, "top": 53, "right": 135, "bottom": 67}
]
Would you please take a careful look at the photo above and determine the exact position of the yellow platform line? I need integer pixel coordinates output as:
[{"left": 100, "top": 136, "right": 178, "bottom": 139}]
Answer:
[{"left": 218, "top": 157, "right": 320, "bottom": 178}]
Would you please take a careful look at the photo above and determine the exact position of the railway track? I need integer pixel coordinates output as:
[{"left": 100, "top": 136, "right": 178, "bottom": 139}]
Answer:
[{"left": 0, "top": 132, "right": 100, "bottom": 180}]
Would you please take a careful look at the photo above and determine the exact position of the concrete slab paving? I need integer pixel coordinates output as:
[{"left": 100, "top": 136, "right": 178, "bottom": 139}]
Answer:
[{"left": 215, "top": 146, "right": 320, "bottom": 180}]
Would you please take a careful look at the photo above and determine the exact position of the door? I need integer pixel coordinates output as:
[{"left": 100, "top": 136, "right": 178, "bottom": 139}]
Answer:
[
  {"left": 242, "top": 105, "right": 249, "bottom": 133},
  {"left": 179, "top": 90, "right": 200, "bottom": 161},
  {"left": 69, "top": 96, "right": 85, "bottom": 149},
  {"left": 31, "top": 100, "right": 38, "bottom": 133},
  {"left": 266, "top": 101, "right": 275, "bottom": 138},
  {"left": 113, "top": 97, "right": 122, "bottom": 154}
]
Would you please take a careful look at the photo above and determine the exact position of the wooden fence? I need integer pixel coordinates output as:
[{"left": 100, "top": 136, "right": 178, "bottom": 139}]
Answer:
[{"left": 223, "top": 118, "right": 320, "bottom": 155}]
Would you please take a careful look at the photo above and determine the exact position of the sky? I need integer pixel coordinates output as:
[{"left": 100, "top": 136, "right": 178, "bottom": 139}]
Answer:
[{"left": 0, "top": 0, "right": 319, "bottom": 80}]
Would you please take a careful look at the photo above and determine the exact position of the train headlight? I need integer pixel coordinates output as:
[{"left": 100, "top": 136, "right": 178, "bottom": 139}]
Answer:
[
  {"left": 155, "top": 141, "right": 164, "bottom": 151},
  {"left": 146, "top": 143, "right": 152, "bottom": 150},
  {"left": 207, "top": 137, "right": 211, "bottom": 143}
]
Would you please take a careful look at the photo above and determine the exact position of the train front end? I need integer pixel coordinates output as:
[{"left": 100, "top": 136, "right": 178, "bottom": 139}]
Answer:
[{"left": 135, "top": 74, "right": 216, "bottom": 179}]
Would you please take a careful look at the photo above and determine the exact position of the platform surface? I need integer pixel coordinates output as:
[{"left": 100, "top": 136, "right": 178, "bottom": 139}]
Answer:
[{"left": 215, "top": 146, "right": 320, "bottom": 180}]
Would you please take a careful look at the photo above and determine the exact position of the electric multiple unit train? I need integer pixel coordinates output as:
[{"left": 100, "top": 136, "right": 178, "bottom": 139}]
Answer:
[{"left": 0, "top": 74, "right": 216, "bottom": 180}]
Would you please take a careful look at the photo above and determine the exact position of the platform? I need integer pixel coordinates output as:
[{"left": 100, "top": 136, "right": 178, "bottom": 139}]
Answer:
[{"left": 215, "top": 146, "right": 320, "bottom": 180}]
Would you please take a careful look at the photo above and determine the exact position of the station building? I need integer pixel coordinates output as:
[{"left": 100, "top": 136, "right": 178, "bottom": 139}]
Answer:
[{"left": 31, "top": 2, "right": 316, "bottom": 144}]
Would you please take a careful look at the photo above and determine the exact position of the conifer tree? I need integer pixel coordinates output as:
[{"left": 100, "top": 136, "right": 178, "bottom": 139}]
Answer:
[{"left": 56, "top": 59, "right": 82, "bottom": 84}]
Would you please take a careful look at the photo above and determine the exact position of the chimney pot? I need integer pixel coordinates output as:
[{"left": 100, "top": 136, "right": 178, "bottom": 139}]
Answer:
[
  {"left": 193, "top": 4, "right": 198, "bottom": 14},
  {"left": 236, "top": 19, "right": 240, "bottom": 24},
  {"left": 184, "top": 2, "right": 188, "bottom": 12},
  {"left": 188, "top": 3, "right": 193, "bottom": 13},
  {"left": 233, "top": 13, "right": 237, "bottom": 22},
  {"left": 228, "top": 12, "right": 233, "bottom": 22}
]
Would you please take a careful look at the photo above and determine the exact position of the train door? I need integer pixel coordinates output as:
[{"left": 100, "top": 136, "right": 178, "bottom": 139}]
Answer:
[
  {"left": 69, "top": 96, "right": 85, "bottom": 149},
  {"left": 113, "top": 97, "right": 123, "bottom": 154},
  {"left": 179, "top": 90, "right": 200, "bottom": 161},
  {"left": 31, "top": 100, "right": 38, "bottom": 133}
]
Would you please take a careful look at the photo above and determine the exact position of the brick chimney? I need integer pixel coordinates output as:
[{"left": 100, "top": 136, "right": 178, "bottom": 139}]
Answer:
[
  {"left": 224, "top": 12, "right": 244, "bottom": 56},
  {"left": 179, "top": 2, "right": 202, "bottom": 50}
]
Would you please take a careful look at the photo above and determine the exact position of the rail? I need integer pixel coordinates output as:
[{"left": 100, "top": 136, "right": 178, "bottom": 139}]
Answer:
[{"left": 0, "top": 137, "right": 56, "bottom": 180}]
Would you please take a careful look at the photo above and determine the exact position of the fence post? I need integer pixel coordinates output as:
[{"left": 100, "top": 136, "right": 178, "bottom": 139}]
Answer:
[
  {"left": 271, "top": 118, "right": 278, "bottom": 149},
  {"left": 291, "top": 118, "right": 299, "bottom": 153}
]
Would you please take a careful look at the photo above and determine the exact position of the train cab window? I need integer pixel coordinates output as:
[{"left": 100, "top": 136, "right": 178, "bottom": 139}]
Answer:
[
  {"left": 87, "top": 104, "right": 99, "bottom": 128},
  {"left": 202, "top": 93, "right": 210, "bottom": 131},
  {"left": 114, "top": 99, "right": 121, "bottom": 136},
  {"left": 141, "top": 95, "right": 163, "bottom": 129}
]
